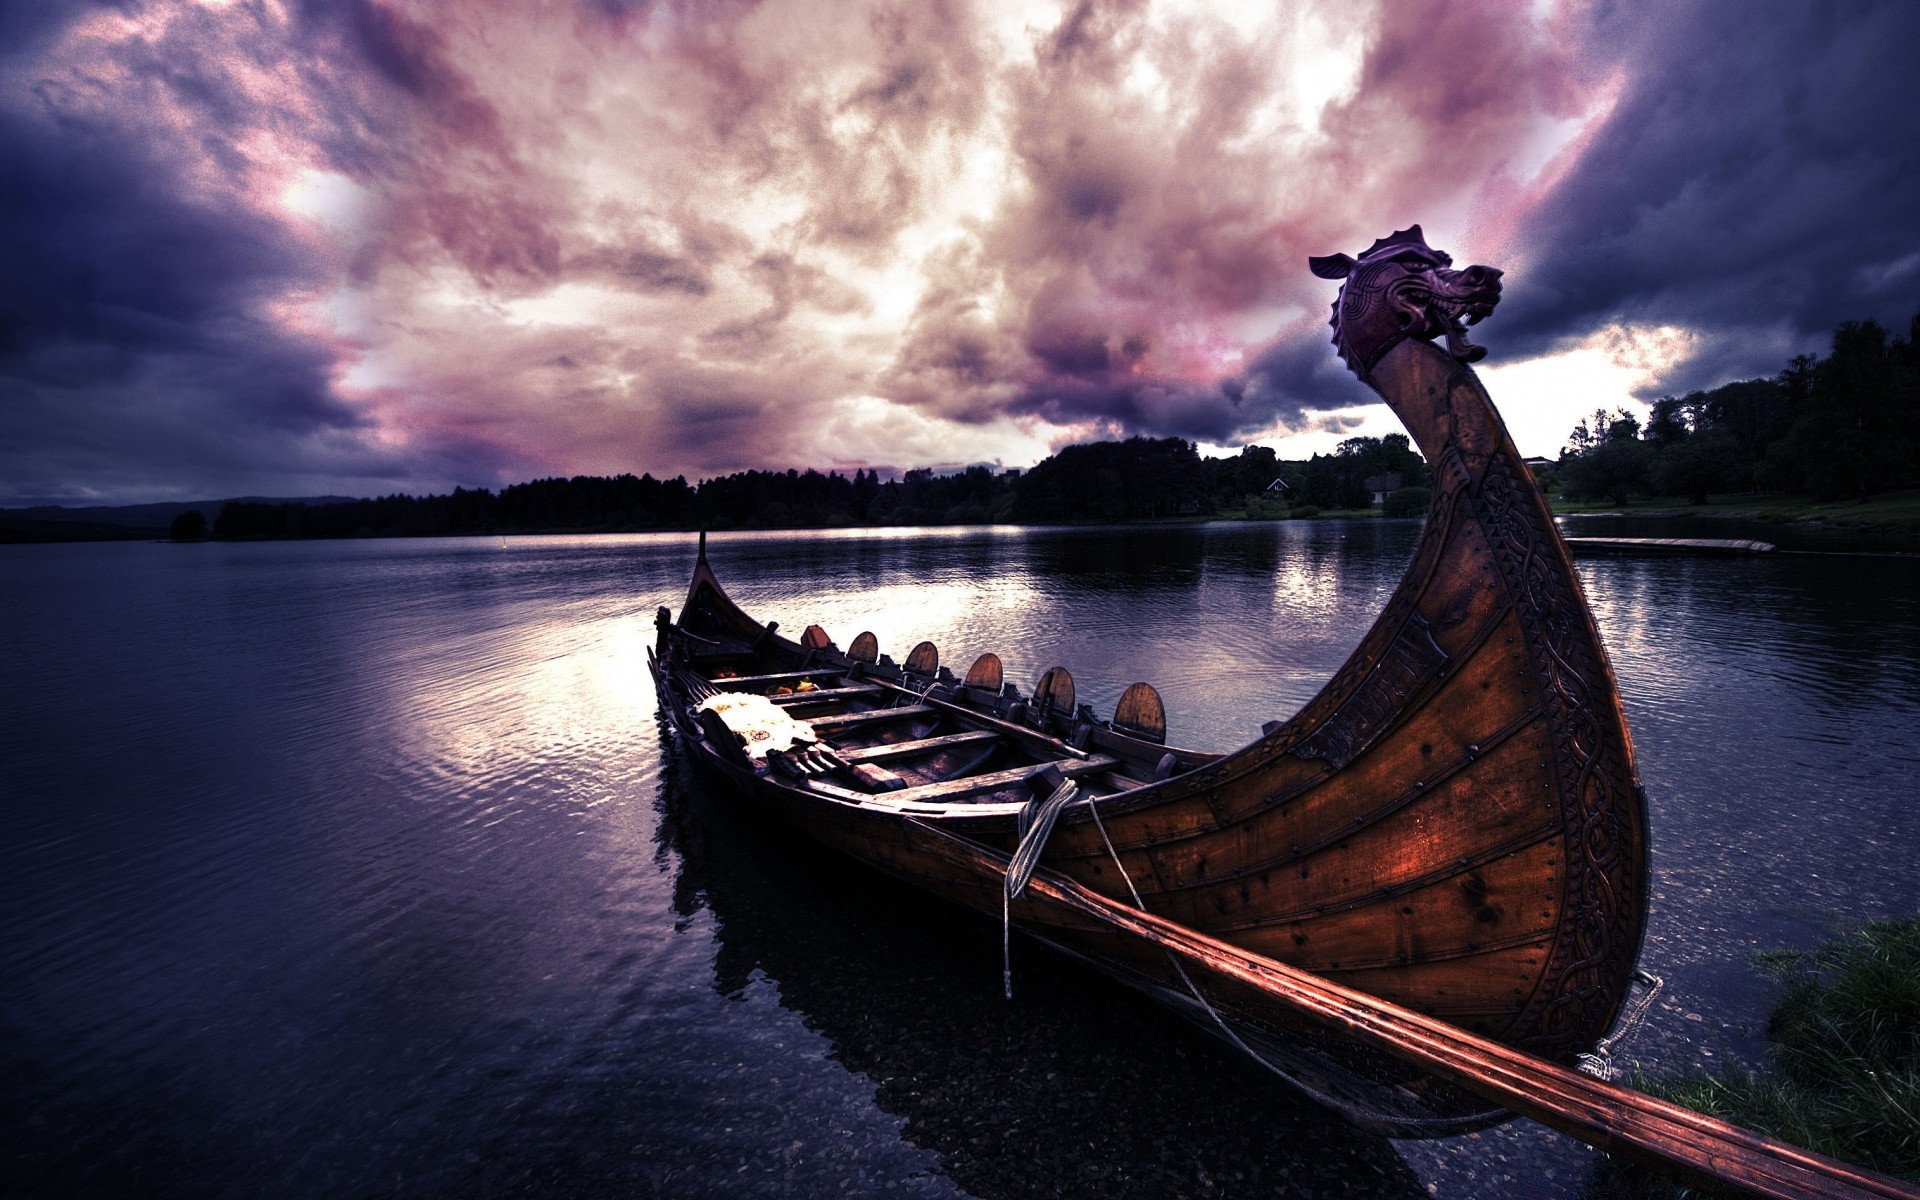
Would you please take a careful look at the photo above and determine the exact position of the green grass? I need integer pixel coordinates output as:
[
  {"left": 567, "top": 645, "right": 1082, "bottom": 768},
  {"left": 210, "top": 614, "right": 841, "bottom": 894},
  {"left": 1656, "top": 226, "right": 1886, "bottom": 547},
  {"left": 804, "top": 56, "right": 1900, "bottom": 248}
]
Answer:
[
  {"left": 1547, "top": 488, "right": 1920, "bottom": 535},
  {"left": 1595, "top": 916, "right": 1920, "bottom": 1197}
]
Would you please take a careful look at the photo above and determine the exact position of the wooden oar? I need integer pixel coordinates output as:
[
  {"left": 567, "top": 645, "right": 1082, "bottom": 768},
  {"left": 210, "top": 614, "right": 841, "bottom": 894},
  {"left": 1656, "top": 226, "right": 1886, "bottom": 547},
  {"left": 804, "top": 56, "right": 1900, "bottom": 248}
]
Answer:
[
  {"left": 863, "top": 677, "right": 1096, "bottom": 760},
  {"left": 908, "top": 820, "right": 1920, "bottom": 1200}
]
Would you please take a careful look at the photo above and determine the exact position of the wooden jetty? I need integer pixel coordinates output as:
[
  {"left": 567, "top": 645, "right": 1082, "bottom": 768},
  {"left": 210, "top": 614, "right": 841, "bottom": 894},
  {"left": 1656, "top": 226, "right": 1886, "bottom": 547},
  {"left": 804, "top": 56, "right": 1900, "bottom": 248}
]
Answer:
[{"left": 1565, "top": 536, "right": 1778, "bottom": 556}]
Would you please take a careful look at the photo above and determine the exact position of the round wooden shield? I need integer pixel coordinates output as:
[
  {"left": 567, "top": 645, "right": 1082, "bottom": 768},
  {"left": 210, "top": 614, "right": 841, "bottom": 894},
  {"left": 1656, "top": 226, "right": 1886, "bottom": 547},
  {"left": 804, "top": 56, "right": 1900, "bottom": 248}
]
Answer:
[
  {"left": 800, "top": 624, "right": 832, "bottom": 650},
  {"left": 848, "top": 631, "right": 879, "bottom": 663},
  {"left": 1113, "top": 682, "right": 1167, "bottom": 744},
  {"left": 963, "top": 652, "right": 1003, "bottom": 691},
  {"left": 904, "top": 640, "right": 939, "bottom": 676},
  {"left": 1033, "top": 666, "right": 1075, "bottom": 719}
]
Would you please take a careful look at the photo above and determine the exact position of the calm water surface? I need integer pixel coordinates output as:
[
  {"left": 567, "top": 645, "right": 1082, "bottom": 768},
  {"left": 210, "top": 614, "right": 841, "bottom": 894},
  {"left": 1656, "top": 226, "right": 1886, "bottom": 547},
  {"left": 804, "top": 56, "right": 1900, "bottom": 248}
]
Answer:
[{"left": 4, "top": 524, "right": 1917, "bottom": 1198}]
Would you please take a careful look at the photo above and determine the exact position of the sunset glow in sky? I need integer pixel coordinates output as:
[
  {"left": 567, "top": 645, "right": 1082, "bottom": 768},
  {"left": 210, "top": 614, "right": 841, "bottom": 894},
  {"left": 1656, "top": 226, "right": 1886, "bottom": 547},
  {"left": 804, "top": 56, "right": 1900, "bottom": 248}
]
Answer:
[{"left": 3, "top": 0, "right": 1918, "bottom": 504}]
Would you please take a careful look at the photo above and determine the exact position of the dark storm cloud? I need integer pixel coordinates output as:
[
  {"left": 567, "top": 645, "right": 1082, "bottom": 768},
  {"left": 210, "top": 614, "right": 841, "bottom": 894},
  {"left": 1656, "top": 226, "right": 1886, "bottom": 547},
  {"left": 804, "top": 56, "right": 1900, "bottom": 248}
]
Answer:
[
  {"left": 1489, "top": 0, "right": 1920, "bottom": 393},
  {"left": 0, "top": 2, "right": 430, "bottom": 504},
  {"left": 883, "top": 0, "right": 1590, "bottom": 448},
  {"left": 8, "top": 0, "right": 1920, "bottom": 502}
]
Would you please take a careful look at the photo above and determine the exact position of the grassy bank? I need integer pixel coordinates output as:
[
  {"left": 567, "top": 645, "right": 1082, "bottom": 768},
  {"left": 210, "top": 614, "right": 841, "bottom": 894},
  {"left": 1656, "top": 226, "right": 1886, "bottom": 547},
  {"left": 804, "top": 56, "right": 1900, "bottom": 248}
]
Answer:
[
  {"left": 1597, "top": 916, "right": 1920, "bottom": 1197},
  {"left": 1548, "top": 489, "right": 1920, "bottom": 536}
]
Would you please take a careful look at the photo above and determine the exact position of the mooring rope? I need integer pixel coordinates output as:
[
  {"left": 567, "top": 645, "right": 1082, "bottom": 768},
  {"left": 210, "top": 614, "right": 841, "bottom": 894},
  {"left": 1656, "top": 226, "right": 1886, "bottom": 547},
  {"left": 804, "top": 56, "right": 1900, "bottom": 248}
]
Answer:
[
  {"left": 1002, "top": 779, "right": 1081, "bottom": 998},
  {"left": 1575, "top": 969, "right": 1666, "bottom": 1081},
  {"left": 1075, "top": 800, "right": 1477, "bottom": 1134}
]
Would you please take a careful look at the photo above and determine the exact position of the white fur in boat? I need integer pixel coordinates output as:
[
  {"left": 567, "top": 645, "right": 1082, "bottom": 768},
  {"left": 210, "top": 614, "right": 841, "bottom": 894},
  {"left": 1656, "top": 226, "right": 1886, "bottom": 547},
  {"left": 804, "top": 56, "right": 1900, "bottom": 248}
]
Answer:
[{"left": 696, "top": 692, "right": 819, "bottom": 761}]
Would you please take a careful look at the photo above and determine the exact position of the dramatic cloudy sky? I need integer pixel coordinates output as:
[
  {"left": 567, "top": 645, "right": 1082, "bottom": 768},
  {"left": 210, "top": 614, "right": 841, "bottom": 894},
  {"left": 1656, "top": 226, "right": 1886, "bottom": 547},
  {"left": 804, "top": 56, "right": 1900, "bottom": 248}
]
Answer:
[{"left": 3, "top": 0, "right": 1918, "bottom": 505}]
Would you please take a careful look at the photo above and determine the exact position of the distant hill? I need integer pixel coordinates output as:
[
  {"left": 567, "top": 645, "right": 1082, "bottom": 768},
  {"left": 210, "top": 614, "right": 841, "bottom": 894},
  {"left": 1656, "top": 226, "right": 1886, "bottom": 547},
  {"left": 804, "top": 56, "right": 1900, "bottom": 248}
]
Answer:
[{"left": 0, "top": 497, "right": 359, "bottom": 544}]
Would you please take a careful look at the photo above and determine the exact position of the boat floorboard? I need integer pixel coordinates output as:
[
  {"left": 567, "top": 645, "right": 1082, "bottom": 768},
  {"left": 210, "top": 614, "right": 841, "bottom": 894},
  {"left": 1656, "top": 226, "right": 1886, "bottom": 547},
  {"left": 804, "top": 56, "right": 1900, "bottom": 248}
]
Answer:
[
  {"left": 805, "top": 704, "right": 937, "bottom": 731},
  {"left": 876, "top": 754, "right": 1120, "bottom": 805},
  {"left": 835, "top": 730, "right": 1001, "bottom": 763}
]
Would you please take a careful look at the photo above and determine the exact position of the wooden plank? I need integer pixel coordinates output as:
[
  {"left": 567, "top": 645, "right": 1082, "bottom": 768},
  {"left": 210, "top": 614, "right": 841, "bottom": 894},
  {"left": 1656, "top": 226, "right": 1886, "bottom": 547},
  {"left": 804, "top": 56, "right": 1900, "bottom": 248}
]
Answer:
[
  {"left": 866, "top": 679, "right": 1097, "bottom": 760},
  {"left": 804, "top": 704, "right": 936, "bottom": 732},
  {"left": 1087, "top": 724, "right": 1220, "bottom": 766},
  {"left": 1564, "top": 536, "right": 1777, "bottom": 556},
  {"left": 768, "top": 685, "right": 884, "bottom": 705},
  {"left": 909, "top": 822, "right": 1918, "bottom": 1200},
  {"left": 713, "top": 667, "right": 844, "bottom": 688},
  {"left": 836, "top": 730, "right": 1001, "bottom": 763},
  {"left": 882, "top": 754, "right": 1119, "bottom": 804},
  {"left": 794, "top": 776, "right": 1023, "bottom": 818}
]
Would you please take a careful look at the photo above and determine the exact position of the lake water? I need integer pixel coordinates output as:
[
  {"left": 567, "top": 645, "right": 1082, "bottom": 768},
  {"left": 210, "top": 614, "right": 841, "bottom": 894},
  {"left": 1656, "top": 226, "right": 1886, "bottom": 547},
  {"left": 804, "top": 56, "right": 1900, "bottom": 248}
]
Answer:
[{"left": 4, "top": 523, "right": 1917, "bottom": 1198}]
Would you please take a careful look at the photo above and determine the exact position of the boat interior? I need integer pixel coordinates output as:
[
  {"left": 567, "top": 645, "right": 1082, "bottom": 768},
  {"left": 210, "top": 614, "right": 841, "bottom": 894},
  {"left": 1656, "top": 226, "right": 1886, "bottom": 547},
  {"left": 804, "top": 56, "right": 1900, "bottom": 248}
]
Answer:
[{"left": 653, "top": 554, "right": 1223, "bottom": 819}]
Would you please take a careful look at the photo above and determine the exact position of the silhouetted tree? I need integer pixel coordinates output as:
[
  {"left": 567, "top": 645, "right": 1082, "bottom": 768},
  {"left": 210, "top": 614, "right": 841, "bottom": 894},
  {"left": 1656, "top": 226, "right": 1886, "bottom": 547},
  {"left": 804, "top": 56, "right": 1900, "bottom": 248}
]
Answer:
[
  {"left": 1556, "top": 309, "right": 1920, "bottom": 503},
  {"left": 169, "top": 510, "right": 206, "bottom": 541}
]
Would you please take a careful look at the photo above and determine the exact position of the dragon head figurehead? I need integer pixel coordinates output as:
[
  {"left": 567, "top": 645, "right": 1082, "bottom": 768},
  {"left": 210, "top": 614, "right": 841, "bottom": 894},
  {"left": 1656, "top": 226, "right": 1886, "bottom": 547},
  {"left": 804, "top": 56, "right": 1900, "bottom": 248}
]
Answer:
[{"left": 1309, "top": 226, "right": 1503, "bottom": 383}]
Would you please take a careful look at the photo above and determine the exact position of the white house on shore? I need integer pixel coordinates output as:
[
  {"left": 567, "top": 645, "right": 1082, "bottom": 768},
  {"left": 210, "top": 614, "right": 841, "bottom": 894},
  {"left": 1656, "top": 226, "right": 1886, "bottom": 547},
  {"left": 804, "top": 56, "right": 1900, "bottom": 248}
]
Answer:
[{"left": 1364, "top": 472, "right": 1403, "bottom": 506}]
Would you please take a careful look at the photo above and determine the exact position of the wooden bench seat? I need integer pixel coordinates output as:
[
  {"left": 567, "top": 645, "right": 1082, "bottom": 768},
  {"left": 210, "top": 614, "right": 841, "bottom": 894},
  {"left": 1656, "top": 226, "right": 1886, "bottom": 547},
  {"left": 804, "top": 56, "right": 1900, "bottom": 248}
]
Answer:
[{"left": 805, "top": 704, "right": 937, "bottom": 732}]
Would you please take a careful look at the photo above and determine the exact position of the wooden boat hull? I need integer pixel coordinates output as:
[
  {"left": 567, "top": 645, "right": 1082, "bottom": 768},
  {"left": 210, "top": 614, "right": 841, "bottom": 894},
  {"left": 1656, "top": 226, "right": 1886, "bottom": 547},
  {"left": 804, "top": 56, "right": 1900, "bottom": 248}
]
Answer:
[{"left": 648, "top": 235, "right": 1649, "bottom": 1135}]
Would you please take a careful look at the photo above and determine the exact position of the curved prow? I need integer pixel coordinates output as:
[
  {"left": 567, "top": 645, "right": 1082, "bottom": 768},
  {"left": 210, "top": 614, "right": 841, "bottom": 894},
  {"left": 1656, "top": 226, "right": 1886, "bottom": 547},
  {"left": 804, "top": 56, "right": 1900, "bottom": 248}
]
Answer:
[
  {"left": 679, "top": 531, "right": 765, "bottom": 644},
  {"left": 1267, "top": 227, "right": 1648, "bottom": 1061},
  {"left": 1078, "top": 230, "right": 1648, "bottom": 1069}
]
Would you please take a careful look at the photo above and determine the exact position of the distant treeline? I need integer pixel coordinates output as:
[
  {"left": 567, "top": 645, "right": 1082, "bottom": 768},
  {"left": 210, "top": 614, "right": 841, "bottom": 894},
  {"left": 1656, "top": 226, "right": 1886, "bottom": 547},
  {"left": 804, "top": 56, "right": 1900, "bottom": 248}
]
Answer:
[
  {"left": 209, "top": 434, "right": 1435, "bottom": 539},
  {"left": 1557, "top": 312, "right": 1920, "bottom": 503}
]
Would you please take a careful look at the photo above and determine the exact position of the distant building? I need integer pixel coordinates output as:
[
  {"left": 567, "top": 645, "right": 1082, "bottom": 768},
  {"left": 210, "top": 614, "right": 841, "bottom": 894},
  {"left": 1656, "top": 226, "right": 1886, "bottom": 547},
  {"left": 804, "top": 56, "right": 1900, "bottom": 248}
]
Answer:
[
  {"left": 1364, "top": 472, "right": 1404, "bottom": 505},
  {"left": 1523, "top": 456, "right": 1555, "bottom": 471},
  {"left": 1264, "top": 477, "right": 1291, "bottom": 494}
]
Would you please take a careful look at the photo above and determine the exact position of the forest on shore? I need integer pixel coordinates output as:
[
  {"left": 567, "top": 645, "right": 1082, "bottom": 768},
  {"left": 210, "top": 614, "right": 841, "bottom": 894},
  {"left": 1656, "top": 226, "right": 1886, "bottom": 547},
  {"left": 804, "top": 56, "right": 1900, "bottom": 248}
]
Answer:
[
  {"left": 201, "top": 434, "right": 1431, "bottom": 540},
  {"left": 14, "top": 309, "right": 1912, "bottom": 545},
  {"left": 1554, "top": 313, "right": 1920, "bottom": 504}
]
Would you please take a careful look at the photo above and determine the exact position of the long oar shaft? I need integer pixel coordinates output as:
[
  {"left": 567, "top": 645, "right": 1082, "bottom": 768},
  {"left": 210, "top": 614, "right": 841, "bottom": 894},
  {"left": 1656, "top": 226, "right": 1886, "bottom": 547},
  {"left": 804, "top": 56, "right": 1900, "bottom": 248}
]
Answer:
[{"left": 907, "top": 820, "right": 1919, "bottom": 1200}]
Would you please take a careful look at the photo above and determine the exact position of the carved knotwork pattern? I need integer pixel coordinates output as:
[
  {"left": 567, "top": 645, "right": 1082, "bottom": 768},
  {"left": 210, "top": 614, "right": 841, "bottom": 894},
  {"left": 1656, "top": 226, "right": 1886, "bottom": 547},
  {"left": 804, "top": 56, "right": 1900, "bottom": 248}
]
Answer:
[
  {"left": 1466, "top": 448, "right": 1642, "bottom": 1060},
  {"left": 1293, "top": 613, "right": 1447, "bottom": 769}
]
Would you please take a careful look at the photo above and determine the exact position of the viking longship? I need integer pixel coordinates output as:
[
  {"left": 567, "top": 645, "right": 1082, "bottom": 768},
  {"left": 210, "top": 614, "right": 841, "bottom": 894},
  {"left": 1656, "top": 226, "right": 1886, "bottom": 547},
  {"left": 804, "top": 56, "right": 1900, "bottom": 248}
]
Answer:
[
  {"left": 652, "top": 227, "right": 1644, "bottom": 1136},
  {"left": 646, "top": 236, "right": 1920, "bottom": 1195},
  {"left": 649, "top": 229, "right": 1640, "bottom": 1131}
]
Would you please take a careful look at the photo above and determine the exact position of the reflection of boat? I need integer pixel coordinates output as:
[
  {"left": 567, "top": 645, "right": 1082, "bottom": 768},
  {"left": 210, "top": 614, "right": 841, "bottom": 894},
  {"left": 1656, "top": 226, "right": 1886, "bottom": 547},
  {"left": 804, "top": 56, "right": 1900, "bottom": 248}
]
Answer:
[
  {"left": 649, "top": 228, "right": 1647, "bottom": 1137},
  {"left": 647, "top": 236, "right": 1920, "bottom": 1194},
  {"left": 650, "top": 730, "right": 1430, "bottom": 1198}
]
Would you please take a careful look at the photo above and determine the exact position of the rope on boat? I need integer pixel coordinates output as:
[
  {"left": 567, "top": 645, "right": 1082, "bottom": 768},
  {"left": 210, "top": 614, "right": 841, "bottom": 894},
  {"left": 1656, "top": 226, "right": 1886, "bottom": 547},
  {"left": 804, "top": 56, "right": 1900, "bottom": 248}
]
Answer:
[
  {"left": 1009, "top": 781, "right": 1081, "bottom": 897},
  {"left": 1002, "top": 778, "right": 1081, "bottom": 999},
  {"left": 1576, "top": 969, "right": 1666, "bottom": 1081},
  {"left": 1079, "top": 800, "right": 1468, "bottom": 1134}
]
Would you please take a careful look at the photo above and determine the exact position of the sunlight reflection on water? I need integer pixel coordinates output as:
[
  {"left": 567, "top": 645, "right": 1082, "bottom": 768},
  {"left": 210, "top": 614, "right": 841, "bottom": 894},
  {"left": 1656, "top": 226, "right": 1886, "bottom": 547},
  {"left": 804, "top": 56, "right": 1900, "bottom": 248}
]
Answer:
[{"left": 2, "top": 525, "right": 1915, "bottom": 1199}]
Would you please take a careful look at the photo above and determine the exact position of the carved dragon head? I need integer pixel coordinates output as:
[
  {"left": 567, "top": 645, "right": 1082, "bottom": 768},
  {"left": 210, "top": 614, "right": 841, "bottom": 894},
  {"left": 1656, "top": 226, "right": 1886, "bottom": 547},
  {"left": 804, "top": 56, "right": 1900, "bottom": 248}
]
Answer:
[{"left": 1309, "top": 226, "right": 1503, "bottom": 382}]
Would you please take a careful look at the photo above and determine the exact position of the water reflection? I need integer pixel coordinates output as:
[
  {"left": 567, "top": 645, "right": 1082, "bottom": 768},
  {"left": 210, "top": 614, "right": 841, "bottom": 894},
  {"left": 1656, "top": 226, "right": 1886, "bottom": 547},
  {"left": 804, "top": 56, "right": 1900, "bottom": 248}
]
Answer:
[
  {"left": 3, "top": 527, "right": 1915, "bottom": 1200},
  {"left": 1584, "top": 554, "right": 1920, "bottom": 718},
  {"left": 655, "top": 733, "right": 1427, "bottom": 1200},
  {"left": 1561, "top": 512, "right": 1920, "bottom": 553}
]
